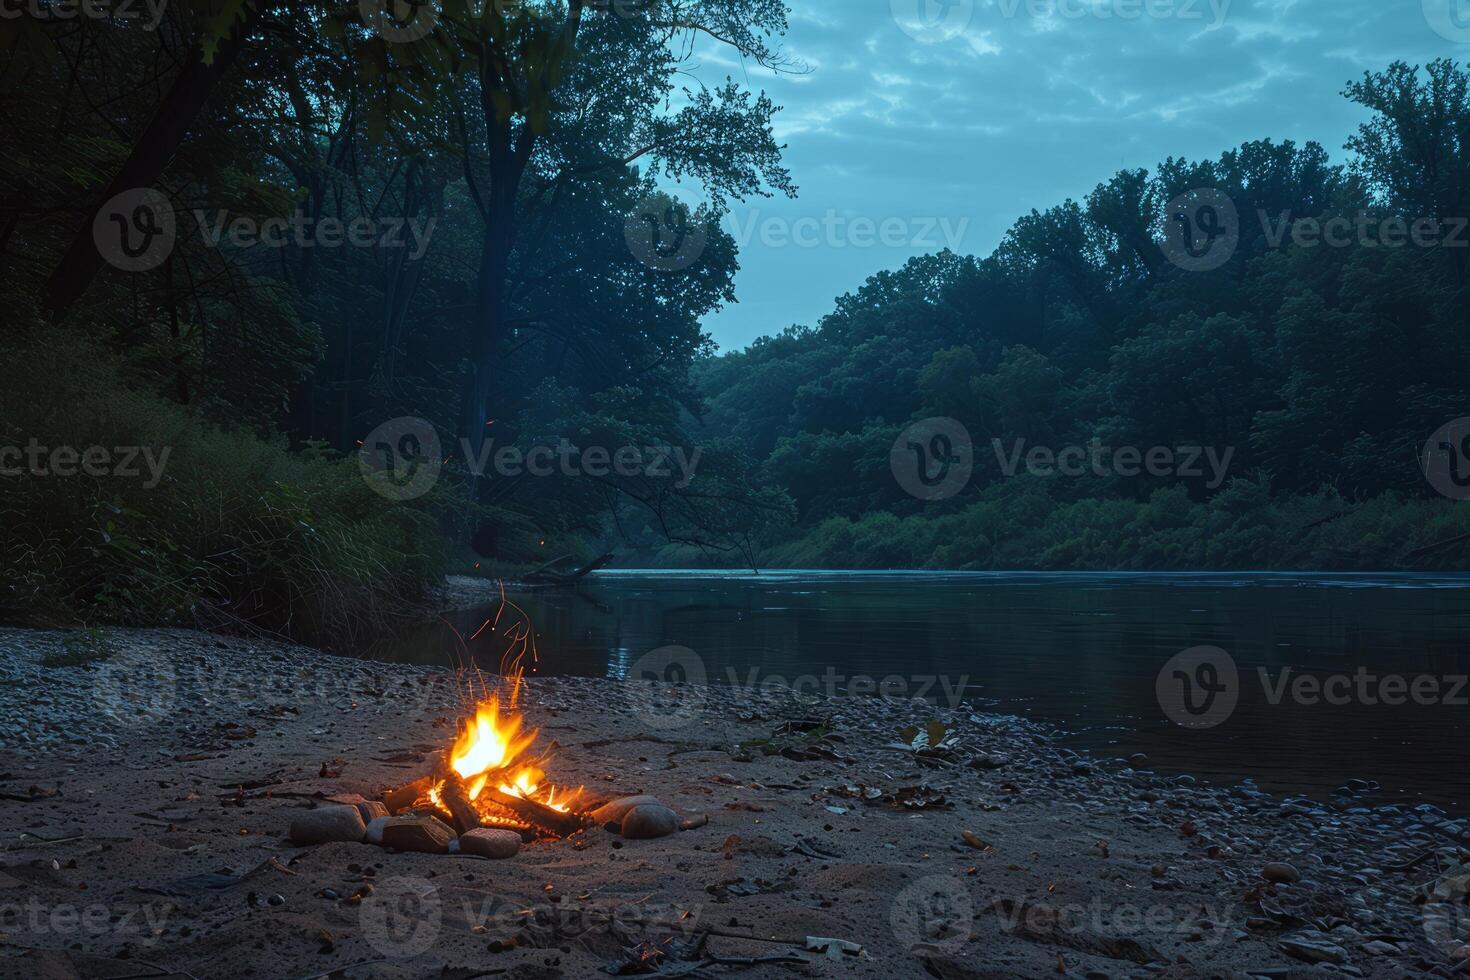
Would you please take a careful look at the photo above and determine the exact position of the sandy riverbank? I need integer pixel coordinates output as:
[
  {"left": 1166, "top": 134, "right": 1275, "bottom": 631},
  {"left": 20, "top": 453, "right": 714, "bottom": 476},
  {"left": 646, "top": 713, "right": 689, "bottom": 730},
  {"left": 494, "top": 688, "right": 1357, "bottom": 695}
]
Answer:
[{"left": 0, "top": 626, "right": 1464, "bottom": 979}]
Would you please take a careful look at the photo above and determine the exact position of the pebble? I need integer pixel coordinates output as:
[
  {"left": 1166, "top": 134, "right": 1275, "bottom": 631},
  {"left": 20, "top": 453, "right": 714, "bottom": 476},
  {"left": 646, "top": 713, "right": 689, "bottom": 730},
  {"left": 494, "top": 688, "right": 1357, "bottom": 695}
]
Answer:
[
  {"left": 1261, "top": 862, "right": 1301, "bottom": 884},
  {"left": 1279, "top": 931, "right": 1349, "bottom": 964},
  {"left": 589, "top": 795, "right": 663, "bottom": 828},
  {"left": 0, "top": 626, "right": 448, "bottom": 753}
]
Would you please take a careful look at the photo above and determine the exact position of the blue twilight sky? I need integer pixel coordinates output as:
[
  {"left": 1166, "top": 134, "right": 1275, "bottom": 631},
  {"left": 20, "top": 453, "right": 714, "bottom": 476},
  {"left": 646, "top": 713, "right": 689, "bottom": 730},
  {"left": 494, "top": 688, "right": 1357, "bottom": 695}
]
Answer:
[{"left": 685, "top": 0, "right": 1466, "bottom": 351}]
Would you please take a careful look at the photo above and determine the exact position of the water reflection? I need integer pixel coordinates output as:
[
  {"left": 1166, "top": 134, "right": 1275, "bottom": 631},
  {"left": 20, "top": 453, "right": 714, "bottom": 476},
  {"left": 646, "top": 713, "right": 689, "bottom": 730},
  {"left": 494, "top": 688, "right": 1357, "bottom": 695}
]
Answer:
[{"left": 370, "top": 571, "right": 1470, "bottom": 811}]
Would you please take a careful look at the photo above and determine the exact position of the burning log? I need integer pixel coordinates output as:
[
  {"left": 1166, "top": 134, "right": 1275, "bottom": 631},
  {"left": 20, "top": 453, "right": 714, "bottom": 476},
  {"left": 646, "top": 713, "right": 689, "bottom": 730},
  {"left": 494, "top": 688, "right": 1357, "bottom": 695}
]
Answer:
[
  {"left": 383, "top": 776, "right": 432, "bottom": 815},
  {"left": 476, "top": 784, "right": 585, "bottom": 839},
  {"left": 438, "top": 776, "right": 485, "bottom": 837}
]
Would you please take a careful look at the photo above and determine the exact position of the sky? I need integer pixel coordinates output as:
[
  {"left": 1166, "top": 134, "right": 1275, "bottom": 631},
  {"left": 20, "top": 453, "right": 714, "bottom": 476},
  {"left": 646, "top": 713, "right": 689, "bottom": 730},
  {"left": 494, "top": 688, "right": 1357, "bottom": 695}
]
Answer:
[{"left": 686, "top": 0, "right": 1467, "bottom": 351}]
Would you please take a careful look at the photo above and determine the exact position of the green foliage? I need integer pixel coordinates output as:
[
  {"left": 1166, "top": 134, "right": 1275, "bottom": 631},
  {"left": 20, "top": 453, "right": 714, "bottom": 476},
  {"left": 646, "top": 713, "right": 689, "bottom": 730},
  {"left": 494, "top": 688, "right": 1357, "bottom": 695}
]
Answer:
[
  {"left": 0, "top": 332, "right": 472, "bottom": 649},
  {"left": 683, "top": 60, "right": 1470, "bottom": 571},
  {"left": 0, "top": 0, "right": 799, "bottom": 581},
  {"left": 727, "top": 482, "right": 1470, "bottom": 572}
]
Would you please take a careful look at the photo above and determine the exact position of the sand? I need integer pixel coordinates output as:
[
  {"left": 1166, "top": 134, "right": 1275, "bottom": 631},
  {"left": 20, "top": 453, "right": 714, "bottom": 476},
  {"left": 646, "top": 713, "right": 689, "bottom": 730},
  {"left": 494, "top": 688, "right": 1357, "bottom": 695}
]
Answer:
[{"left": 0, "top": 625, "right": 1463, "bottom": 979}]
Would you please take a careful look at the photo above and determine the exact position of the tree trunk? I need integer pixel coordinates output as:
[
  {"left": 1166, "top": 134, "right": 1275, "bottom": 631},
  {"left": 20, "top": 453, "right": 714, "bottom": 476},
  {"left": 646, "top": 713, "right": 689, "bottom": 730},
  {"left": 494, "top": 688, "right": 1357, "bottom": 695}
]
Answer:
[
  {"left": 464, "top": 217, "right": 514, "bottom": 460},
  {"left": 42, "top": 4, "right": 260, "bottom": 321},
  {"left": 460, "top": 3, "right": 583, "bottom": 461}
]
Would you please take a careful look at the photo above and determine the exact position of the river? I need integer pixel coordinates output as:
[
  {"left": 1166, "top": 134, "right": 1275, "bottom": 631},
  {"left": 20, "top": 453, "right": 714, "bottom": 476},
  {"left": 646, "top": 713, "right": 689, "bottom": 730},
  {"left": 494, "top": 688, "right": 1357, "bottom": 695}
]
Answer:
[{"left": 371, "top": 570, "right": 1470, "bottom": 812}]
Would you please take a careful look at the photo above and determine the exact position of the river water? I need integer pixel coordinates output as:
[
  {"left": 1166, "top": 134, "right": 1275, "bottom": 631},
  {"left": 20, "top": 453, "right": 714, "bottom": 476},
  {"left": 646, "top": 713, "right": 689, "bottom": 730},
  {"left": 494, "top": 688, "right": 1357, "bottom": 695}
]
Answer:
[{"left": 370, "top": 571, "right": 1470, "bottom": 812}]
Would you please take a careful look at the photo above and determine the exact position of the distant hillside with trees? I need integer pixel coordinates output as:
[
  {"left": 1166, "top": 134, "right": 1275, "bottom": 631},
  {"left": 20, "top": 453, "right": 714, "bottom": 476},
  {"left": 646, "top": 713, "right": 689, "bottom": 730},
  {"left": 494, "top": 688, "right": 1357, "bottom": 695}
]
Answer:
[{"left": 652, "top": 60, "right": 1470, "bottom": 571}]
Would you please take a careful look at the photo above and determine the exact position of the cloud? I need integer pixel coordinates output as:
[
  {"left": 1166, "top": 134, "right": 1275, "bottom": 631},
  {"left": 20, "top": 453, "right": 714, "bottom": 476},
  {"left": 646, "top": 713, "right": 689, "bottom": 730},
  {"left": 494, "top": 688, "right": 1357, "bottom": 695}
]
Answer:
[{"left": 693, "top": 0, "right": 1453, "bottom": 350}]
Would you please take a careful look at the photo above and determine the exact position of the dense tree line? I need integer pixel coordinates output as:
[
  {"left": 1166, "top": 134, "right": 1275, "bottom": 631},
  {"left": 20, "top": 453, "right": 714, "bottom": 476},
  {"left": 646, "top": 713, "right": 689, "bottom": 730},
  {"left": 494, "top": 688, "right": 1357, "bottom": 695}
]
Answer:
[
  {"left": 0, "top": 1, "right": 796, "bottom": 639},
  {"left": 2, "top": 0, "right": 1468, "bottom": 623},
  {"left": 678, "top": 60, "right": 1470, "bottom": 570}
]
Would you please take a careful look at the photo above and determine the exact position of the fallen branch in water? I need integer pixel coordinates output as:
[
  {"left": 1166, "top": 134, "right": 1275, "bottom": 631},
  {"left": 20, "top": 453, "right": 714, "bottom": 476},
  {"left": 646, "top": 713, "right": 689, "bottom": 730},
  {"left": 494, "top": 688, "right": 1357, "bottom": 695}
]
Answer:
[{"left": 522, "top": 553, "right": 613, "bottom": 585}]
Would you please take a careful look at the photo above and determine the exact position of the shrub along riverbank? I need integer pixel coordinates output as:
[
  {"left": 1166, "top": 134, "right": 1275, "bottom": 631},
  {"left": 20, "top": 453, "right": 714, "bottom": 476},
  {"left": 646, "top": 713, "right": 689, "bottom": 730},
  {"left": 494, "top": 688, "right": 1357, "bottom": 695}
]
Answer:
[
  {"left": 642, "top": 479, "right": 1470, "bottom": 571},
  {"left": 0, "top": 331, "right": 475, "bottom": 650}
]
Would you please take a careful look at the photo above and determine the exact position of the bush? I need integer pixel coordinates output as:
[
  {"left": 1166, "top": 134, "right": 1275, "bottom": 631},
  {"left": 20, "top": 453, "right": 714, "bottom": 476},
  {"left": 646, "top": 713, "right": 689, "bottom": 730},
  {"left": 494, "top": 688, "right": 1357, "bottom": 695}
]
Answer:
[
  {"left": 686, "top": 478, "right": 1470, "bottom": 571},
  {"left": 0, "top": 333, "right": 471, "bottom": 649}
]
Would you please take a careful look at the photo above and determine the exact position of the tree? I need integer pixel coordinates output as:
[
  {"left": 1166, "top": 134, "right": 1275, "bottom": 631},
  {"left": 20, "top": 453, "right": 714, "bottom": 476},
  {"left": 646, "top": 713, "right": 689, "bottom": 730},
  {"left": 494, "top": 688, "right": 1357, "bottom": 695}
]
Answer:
[
  {"left": 386, "top": 0, "right": 797, "bottom": 456},
  {"left": 35, "top": 0, "right": 272, "bottom": 320}
]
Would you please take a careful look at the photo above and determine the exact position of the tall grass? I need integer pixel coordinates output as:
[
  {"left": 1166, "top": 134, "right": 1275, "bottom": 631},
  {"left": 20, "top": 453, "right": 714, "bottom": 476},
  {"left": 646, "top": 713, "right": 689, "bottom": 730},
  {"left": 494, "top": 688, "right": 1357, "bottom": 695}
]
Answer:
[{"left": 0, "top": 333, "right": 472, "bottom": 650}]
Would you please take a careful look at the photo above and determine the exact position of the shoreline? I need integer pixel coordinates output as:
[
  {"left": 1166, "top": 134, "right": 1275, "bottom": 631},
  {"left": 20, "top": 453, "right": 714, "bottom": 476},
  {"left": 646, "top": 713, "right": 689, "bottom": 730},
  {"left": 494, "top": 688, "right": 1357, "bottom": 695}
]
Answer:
[
  {"left": 435, "top": 573, "right": 1470, "bottom": 817},
  {"left": 0, "top": 625, "right": 1465, "bottom": 978}
]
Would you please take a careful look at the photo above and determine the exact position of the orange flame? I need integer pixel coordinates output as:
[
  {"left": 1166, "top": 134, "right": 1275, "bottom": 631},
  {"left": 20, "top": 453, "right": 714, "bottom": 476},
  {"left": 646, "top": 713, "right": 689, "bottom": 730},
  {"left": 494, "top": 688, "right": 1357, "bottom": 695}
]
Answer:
[
  {"left": 450, "top": 696, "right": 536, "bottom": 779},
  {"left": 431, "top": 586, "right": 584, "bottom": 830},
  {"left": 443, "top": 693, "right": 583, "bottom": 823}
]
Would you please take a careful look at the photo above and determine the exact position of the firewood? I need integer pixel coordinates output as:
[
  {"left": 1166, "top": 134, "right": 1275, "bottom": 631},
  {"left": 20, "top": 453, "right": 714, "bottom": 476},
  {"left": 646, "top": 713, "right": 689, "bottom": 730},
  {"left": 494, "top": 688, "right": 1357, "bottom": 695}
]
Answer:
[
  {"left": 382, "top": 776, "right": 432, "bottom": 815},
  {"left": 439, "top": 776, "right": 484, "bottom": 836},
  {"left": 476, "top": 785, "right": 584, "bottom": 838}
]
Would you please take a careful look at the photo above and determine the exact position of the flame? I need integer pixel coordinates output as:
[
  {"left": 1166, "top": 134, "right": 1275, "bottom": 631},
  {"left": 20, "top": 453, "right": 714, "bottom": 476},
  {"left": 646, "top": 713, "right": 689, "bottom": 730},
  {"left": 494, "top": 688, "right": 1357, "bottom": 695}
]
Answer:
[
  {"left": 450, "top": 696, "right": 536, "bottom": 779},
  {"left": 443, "top": 693, "right": 583, "bottom": 826},
  {"left": 427, "top": 589, "right": 584, "bottom": 832}
]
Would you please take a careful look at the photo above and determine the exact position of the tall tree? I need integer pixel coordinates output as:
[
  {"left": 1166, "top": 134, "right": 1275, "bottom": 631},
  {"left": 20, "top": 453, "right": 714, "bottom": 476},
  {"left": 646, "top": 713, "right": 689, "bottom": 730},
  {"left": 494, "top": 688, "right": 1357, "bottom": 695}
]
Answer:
[{"left": 383, "top": 0, "right": 796, "bottom": 456}]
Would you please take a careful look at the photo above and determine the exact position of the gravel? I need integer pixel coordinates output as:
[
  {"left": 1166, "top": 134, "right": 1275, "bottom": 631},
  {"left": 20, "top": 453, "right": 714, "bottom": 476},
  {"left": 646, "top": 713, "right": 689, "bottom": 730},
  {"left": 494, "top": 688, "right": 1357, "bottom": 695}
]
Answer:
[{"left": 0, "top": 624, "right": 1464, "bottom": 977}]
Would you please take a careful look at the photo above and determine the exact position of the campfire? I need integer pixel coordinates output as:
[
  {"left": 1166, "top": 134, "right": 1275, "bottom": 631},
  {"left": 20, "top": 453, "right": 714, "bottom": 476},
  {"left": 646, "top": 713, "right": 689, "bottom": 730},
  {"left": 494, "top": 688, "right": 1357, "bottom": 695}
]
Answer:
[
  {"left": 290, "top": 589, "right": 690, "bottom": 855},
  {"left": 400, "top": 685, "right": 589, "bottom": 840},
  {"left": 386, "top": 597, "right": 590, "bottom": 840}
]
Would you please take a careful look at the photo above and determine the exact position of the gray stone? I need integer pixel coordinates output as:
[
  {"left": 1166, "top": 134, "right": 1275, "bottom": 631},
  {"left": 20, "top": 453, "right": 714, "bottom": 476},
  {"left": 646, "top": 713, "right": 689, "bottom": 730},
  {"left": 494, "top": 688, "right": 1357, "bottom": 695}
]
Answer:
[
  {"left": 1261, "top": 862, "right": 1301, "bottom": 884},
  {"left": 289, "top": 805, "right": 366, "bottom": 845},
  {"left": 620, "top": 803, "right": 678, "bottom": 840},
  {"left": 460, "top": 828, "right": 522, "bottom": 859},
  {"left": 1279, "top": 931, "right": 1348, "bottom": 964},
  {"left": 364, "top": 815, "right": 390, "bottom": 845}
]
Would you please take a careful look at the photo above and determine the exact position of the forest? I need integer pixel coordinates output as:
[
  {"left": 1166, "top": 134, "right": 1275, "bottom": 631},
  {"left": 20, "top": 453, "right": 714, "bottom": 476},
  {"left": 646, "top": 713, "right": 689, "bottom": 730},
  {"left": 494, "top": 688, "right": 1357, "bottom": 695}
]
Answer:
[
  {"left": 3, "top": 2, "right": 1470, "bottom": 651},
  {"left": 679, "top": 61, "right": 1470, "bottom": 572}
]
